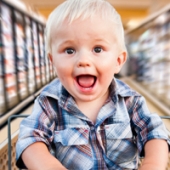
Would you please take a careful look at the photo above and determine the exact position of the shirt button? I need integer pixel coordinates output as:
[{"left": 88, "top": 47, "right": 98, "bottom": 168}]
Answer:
[{"left": 90, "top": 126, "right": 95, "bottom": 130}]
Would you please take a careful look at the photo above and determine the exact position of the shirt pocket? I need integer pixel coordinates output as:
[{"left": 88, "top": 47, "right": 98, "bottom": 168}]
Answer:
[
  {"left": 104, "top": 122, "right": 138, "bottom": 166},
  {"left": 53, "top": 127, "right": 93, "bottom": 170}
]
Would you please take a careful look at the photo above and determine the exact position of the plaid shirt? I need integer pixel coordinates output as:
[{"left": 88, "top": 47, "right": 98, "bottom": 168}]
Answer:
[{"left": 16, "top": 78, "right": 170, "bottom": 170}]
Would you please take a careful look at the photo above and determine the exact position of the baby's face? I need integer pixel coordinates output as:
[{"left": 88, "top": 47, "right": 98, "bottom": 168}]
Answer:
[{"left": 50, "top": 16, "right": 126, "bottom": 105}]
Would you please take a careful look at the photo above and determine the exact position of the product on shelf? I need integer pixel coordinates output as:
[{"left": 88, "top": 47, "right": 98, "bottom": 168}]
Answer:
[
  {"left": 1, "top": 3, "right": 18, "bottom": 109},
  {"left": 38, "top": 25, "right": 46, "bottom": 85},
  {"left": 25, "top": 16, "right": 36, "bottom": 93},
  {"left": 15, "top": 11, "right": 28, "bottom": 99},
  {"left": 0, "top": 77, "right": 5, "bottom": 115},
  {"left": 32, "top": 22, "right": 41, "bottom": 88}
]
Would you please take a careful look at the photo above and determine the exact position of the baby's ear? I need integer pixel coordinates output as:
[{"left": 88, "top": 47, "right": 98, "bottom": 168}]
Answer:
[
  {"left": 115, "top": 51, "right": 127, "bottom": 73},
  {"left": 48, "top": 53, "right": 53, "bottom": 63}
]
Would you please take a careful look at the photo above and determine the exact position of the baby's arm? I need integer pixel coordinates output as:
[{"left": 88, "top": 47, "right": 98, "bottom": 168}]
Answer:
[
  {"left": 22, "top": 142, "right": 67, "bottom": 170},
  {"left": 16, "top": 96, "right": 68, "bottom": 169},
  {"left": 139, "top": 139, "right": 169, "bottom": 170},
  {"left": 129, "top": 96, "right": 170, "bottom": 169}
]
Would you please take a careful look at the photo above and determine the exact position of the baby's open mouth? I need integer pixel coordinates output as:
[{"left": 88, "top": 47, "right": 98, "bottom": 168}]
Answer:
[{"left": 76, "top": 75, "right": 97, "bottom": 88}]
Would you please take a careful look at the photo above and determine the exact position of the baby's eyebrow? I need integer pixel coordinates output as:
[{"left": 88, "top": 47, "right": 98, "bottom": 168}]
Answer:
[
  {"left": 93, "top": 38, "right": 110, "bottom": 44},
  {"left": 58, "top": 40, "right": 75, "bottom": 47}
]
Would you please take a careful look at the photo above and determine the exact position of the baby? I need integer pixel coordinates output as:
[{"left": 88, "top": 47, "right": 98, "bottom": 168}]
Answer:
[{"left": 16, "top": 0, "right": 169, "bottom": 169}]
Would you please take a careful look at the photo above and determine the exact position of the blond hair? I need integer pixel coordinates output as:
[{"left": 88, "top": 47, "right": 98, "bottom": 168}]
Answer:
[{"left": 45, "top": 0, "right": 126, "bottom": 55}]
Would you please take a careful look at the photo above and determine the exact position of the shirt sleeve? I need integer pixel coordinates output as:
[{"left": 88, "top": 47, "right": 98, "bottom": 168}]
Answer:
[
  {"left": 16, "top": 96, "right": 56, "bottom": 169},
  {"left": 130, "top": 96, "right": 170, "bottom": 157}
]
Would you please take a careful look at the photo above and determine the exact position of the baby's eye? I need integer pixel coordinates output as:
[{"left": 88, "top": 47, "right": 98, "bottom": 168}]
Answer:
[
  {"left": 65, "top": 48, "right": 75, "bottom": 54},
  {"left": 94, "top": 47, "right": 103, "bottom": 53}
]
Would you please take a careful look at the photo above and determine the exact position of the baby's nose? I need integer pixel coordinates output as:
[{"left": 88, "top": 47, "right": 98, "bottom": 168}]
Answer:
[
  {"left": 77, "top": 61, "right": 90, "bottom": 67},
  {"left": 76, "top": 52, "right": 91, "bottom": 67}
]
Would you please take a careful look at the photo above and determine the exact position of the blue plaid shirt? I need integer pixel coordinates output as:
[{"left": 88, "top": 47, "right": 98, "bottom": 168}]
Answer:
[{"left": 16, "top": 78, "right": 170, "bottom": 170}]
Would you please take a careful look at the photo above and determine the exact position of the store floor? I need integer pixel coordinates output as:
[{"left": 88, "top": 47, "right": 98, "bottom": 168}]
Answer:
[{"left": 1, "top": 76, "right": 170, "bottom": 146}]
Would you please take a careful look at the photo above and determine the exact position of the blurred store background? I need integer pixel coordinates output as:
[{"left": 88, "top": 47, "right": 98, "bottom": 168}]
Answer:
[{"left": 0, "top": 0, "right": 170, "bottom": 170}]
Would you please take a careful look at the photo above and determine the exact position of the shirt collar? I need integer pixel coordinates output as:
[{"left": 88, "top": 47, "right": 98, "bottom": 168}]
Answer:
[
  {"left": 40, "top": 78, "right": 69, "bottom": 107},
  {"left": 110, "top": 78, "right": 139, "bottom": 97}
]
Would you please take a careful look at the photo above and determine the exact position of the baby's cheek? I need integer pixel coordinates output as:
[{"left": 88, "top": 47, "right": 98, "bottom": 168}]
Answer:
[
  {"left": 100, "top": 68, "right": 115, "bottom": 80},
  {"left": 56, "top": 64, "right": 66, "bottom": 73},
  {"left": 57, "top": 68, "right": 71, "bottom": 82}
]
